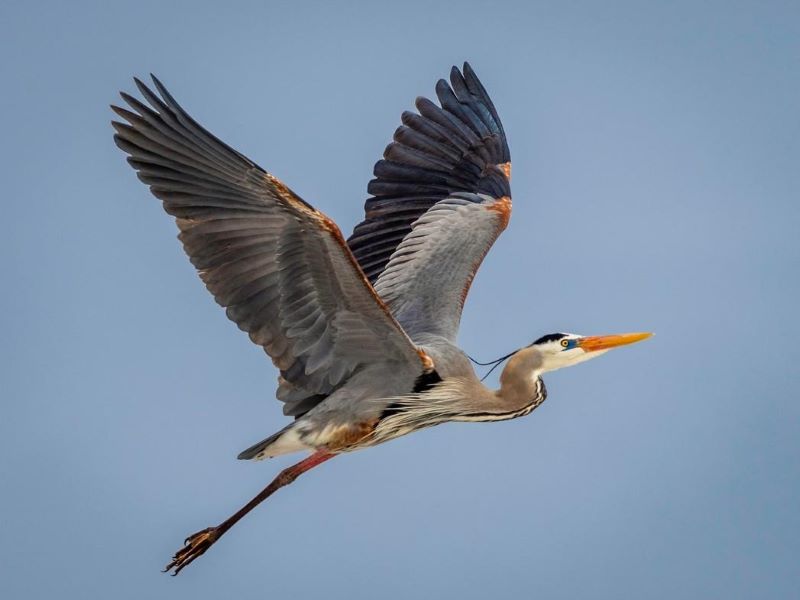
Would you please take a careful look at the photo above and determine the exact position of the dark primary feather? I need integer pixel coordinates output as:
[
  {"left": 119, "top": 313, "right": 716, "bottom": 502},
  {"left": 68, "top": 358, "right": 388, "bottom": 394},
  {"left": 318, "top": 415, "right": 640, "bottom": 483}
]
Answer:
[
  {"left": 347, "top": 62, "right": 511, "bottom": 285},
  {"left": 112, "top": 76, "right": 426, "bottom": 417}
]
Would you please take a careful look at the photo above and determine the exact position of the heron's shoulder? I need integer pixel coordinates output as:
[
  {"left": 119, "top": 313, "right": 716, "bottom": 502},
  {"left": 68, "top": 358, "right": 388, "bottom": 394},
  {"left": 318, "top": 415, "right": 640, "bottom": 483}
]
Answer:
[{"left": 413, "top": 335, "right": 473, "bottom": 379}]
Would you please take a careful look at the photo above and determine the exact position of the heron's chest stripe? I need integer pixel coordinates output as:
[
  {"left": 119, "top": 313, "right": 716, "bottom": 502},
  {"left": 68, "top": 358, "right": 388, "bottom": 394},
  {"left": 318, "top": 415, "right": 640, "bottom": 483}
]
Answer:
[{"left": 457, "top": 401, "right": 540, "bottom": 422}]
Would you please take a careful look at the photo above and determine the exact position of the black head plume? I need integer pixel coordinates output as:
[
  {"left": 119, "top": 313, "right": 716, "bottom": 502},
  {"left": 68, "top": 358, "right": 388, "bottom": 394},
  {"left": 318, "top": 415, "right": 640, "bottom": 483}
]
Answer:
[{"left": 530, "top": 333, "right": 567, "bottom": 345}]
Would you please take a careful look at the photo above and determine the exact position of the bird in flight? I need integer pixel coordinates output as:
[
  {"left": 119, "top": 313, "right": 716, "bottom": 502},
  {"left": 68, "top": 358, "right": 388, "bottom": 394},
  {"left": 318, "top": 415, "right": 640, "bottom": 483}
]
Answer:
[{"left": 112, "top": 62, "right": 651, "bottom": 575}]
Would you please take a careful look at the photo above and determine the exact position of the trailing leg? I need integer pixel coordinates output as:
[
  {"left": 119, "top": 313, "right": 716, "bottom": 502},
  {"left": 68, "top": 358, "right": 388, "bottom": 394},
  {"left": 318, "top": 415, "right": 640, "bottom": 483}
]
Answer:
[{"left": 163, "top": 450, "right": 335, "bottom": 575}]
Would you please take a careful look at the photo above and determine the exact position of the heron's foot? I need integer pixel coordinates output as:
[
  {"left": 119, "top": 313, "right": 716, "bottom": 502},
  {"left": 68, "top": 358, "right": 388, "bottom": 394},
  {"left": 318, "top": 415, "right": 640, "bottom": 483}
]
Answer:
[{"left": 163, "top": 526, "right": 220, "bottom": 575}]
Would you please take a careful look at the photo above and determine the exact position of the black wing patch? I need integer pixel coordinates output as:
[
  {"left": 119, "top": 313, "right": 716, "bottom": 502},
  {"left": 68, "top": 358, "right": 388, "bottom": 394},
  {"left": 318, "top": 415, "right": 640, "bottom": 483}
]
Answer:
[{"left": 347, "top": 62, "right": 511, "bottom": 284}]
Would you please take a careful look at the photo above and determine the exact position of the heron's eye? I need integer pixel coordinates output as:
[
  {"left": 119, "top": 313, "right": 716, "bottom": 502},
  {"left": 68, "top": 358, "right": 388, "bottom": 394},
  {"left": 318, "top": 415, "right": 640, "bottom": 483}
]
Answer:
[{"left": 560, "top": 339, "right": 569, "bottom": 348}]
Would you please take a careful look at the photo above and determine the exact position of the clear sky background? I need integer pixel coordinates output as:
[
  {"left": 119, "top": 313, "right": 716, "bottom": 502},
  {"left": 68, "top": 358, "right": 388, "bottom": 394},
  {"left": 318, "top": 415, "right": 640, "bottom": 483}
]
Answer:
[{"left": 1, "top": 1, "right": 798, "bottom": 598}]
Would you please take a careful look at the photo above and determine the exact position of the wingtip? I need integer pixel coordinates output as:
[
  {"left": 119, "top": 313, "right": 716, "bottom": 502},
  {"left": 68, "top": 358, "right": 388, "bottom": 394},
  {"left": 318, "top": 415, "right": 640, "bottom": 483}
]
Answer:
[
  {"left": 111, "top": 132, "right": 127, "bottom": 151},
  {"left": 133, "top": 76, "right": 150, "bottom": 96},
  {"left": 110, "top": 103, "right": 131, "bottom": 120},
  {"left": 133, "top": 74, "right": 167, "bottom": 101},
  {"left": 149, "top": 74, "right": 181, "bottom": 109},
  {"left": 434, "top": 78, "right": 450, "bottom": 94},
  {"left": 110, "top": 120, "right": 127, "bottom": 134}
]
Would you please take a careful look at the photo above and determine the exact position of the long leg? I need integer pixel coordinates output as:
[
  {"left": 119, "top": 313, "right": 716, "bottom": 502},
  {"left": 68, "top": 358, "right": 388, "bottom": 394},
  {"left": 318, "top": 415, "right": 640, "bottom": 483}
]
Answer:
[{"left": 164, "top": 450, "right": 334, "bottom": 575}]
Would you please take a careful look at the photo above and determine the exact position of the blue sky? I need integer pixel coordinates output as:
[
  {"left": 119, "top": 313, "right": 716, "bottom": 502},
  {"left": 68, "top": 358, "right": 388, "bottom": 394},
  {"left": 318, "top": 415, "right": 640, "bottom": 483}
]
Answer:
[{"left": 1, "top": 1, "right": 798, "bottom": 598}]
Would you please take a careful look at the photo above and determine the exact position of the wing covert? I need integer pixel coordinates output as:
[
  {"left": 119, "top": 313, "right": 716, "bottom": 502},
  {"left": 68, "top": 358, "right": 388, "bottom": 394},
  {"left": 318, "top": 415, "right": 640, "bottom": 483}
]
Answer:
[{"left": 373, "top": 193, "right": 511, "bottom": 342}]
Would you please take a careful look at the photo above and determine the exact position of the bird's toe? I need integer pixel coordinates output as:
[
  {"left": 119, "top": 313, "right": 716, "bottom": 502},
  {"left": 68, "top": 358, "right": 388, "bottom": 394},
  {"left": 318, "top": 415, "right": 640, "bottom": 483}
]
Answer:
[{"left": 163, "top": 526, "right": 219, "bottom": 575}]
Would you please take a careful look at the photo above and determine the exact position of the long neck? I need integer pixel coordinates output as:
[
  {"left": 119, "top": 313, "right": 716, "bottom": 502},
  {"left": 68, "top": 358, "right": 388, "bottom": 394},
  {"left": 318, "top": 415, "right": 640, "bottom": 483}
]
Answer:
[
  {"left": 449, "top": 346, "right": 547, "bottom": 422},
  {"left": 494, "top": 346, "right": 547, "bottom": 416}
]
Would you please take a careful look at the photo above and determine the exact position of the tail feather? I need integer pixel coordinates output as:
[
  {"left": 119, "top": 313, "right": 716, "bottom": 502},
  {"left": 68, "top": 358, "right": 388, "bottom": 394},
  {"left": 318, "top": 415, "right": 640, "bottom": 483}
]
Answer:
[{"left": 237, "top": 425, "right": 310, "bottom": 460}]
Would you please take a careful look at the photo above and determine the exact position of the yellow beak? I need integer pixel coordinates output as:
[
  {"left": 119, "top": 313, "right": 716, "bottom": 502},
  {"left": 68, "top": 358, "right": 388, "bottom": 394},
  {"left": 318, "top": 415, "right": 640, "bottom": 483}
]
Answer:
[{"left": 577, "top": 332, "right": 653, "bottom": 352}]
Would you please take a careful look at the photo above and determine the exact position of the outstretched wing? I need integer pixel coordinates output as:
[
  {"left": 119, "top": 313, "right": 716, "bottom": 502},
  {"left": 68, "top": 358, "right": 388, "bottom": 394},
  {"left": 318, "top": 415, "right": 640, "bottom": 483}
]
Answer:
[
  {"left": 347, "top": 62, "right": 511, "bottom": 342},
  {"left": 112, "top": 76, "right": 428, "bottom": 416}
]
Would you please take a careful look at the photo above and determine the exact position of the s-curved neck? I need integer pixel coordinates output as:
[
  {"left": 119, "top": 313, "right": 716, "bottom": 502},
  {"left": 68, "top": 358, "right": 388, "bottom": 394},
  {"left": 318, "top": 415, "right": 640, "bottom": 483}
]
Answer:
[
  {"left": 451, "top": 347, "right": 548, "bottom": 422},
  {"left": 486, "top": 346, "right": 547, "bottom": 418}
]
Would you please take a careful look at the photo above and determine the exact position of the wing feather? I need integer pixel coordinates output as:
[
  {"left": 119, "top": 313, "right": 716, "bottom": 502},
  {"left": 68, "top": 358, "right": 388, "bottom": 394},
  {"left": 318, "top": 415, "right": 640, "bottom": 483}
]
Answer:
[
  {"left": 113, "top": 76, "right": 427, "bottom": 417},
  {"left": 348, "top": 63, "right": 510, "bottom": 285},
  {"left": 348, "top": 62, "right": 512, "bottom": 342},
  {"left": 373, "top": 194, "right": 511, "bottom": 342}
]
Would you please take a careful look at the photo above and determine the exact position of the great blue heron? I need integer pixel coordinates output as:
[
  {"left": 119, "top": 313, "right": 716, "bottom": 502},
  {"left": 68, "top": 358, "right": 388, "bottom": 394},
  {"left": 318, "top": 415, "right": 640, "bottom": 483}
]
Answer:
[{"left": 112, "top": 62, "right": 651, "bottom": 575}]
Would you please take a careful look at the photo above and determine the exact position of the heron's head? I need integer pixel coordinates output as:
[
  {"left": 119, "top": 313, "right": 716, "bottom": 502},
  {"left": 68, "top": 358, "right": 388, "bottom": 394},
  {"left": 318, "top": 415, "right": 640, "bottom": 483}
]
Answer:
[{"left": 528, "top": 331, "right": 652, "bottom": 374}]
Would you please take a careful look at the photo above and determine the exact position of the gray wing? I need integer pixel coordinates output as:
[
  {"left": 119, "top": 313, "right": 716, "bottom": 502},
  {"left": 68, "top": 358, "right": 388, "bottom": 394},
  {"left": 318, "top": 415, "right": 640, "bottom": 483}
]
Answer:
[
  {"left": 347, "top": 62, "right": 510, "bottom": 285},
  {"left": 112, "top": 76, "right": 429, "bottom": 417},
  {"left": 348, "top": 62, "right": 512, "bottom": 342},
  {"left": 373, "top": 193, "right": 510, "bottom": 342}
]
